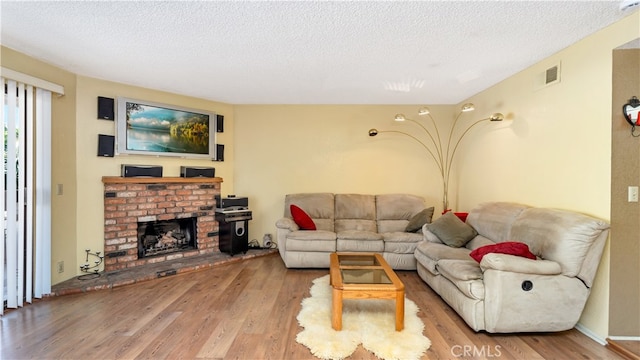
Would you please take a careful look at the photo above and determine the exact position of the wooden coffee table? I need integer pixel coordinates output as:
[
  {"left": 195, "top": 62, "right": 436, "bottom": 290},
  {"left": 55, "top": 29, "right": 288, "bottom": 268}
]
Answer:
[{"left": 329, "top": 252, "right": 405, "bottom": 331}]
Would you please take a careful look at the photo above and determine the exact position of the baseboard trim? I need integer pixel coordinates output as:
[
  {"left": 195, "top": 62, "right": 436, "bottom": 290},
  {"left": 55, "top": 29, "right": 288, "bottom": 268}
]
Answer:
[
  {"left": 606, "top": 338, "right": 640, "bottom": 360},
  {"left": 575, "top": 323, "right": 607, "bottom": 345},
  {"left": 609, "top": 336, "right": 640, "bottom": 341}
]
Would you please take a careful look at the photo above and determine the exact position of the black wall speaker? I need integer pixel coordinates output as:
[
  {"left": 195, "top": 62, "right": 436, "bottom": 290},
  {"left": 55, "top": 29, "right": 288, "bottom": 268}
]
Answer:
[
  {"left": 180, "top": 166, "right": 215, "bottom": 178},
  {"left": 215, "top": 144, "right": 224, "bottom": 162},
  {"left": 97, "top": 96, "right": 115, "bottom": 120},
  {"left": 121, "top": 164, "right": 163, "bottom": 178},
  {"left": 97, "top": 134, "right": 115, "bottom": 157},
  {"left": 216, "top": 114, "right": 224, "bottom": 133}
]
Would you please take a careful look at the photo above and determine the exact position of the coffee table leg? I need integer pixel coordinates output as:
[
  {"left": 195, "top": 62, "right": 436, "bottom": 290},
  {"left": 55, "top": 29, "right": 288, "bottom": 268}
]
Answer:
[
  {"left": 332, "top": 288, "right": 343, "bottom": 330},
  {"left": 395, "top": 290, "right": 405, "bottom": 331}
]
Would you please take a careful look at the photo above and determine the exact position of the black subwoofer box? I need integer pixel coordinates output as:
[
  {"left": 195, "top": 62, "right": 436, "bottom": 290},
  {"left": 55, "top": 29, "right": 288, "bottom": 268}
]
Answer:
[
  {"left": 180, "top": 166, "right": 215, "bottom": 178},
  {"left": 121, "top": 164, "right": 163, "bottom": 178}
]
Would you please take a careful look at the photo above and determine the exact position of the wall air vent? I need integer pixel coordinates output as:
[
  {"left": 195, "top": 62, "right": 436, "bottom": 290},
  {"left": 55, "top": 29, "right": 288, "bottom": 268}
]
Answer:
[
  {"left": 534, "top": 62, "right": 561, "bottom": 90},
  {"left": 545, "top": 65, "right": 559, "bottom": 84}
]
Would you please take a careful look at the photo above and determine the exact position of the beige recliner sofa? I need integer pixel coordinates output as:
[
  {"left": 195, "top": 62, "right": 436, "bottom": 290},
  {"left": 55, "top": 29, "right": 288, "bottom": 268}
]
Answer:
[
  {"left": 414, "top": 202, "right": 610, "bottom": 333},
  {"left": 275, "top": 193, "right": 431, "bottom": 270}
]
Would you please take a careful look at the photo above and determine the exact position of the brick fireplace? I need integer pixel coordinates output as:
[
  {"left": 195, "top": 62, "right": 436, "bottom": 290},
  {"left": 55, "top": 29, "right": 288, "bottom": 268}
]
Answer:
[{"left": 102, "top": 176, "right": 221, "bottom": 272}]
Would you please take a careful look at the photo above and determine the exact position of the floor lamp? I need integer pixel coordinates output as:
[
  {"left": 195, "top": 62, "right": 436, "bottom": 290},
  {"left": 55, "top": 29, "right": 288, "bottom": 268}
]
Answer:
[{"left": 368, "top": 103, "right": 504, "bottom": 211}]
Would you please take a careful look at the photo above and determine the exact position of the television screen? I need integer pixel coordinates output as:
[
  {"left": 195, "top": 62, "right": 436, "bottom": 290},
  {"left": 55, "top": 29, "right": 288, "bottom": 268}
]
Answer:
[{"left": 116, "top": 98, "right": 216, "bottom": 159}]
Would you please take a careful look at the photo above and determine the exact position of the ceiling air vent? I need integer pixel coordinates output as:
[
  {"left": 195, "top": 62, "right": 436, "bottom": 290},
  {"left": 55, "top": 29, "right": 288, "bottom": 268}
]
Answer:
[{"left": 534, "top": 62, "right": 561, "bottom": 90}]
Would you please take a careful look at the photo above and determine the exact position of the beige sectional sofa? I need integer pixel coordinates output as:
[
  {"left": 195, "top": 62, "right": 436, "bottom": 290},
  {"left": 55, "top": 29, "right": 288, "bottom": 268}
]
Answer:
[
  {"left": 275, "top": 193, "right": 432, "bottom": 270},
  {"left": 414, "top": 202, "right": 610, "bottom": 333}
]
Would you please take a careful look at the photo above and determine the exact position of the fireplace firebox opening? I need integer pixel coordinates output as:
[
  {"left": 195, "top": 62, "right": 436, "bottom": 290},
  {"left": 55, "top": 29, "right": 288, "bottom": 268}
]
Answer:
[{"left": 137, "top": 217, "right": 197, "bottom": 258}]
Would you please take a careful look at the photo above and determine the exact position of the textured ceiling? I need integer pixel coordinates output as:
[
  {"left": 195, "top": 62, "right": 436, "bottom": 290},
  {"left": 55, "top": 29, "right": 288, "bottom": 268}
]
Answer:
[{"left": 1, "top": 1, "right": 637, "bottom": 104}]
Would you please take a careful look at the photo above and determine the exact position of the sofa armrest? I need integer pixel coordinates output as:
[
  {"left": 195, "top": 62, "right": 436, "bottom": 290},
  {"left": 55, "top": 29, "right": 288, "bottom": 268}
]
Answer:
[
  {"left": 480, "top": 253, "right": 562, "bottom": 275},
  {"left": 276, "top": 218, "right": 299, "bottom": 231}
]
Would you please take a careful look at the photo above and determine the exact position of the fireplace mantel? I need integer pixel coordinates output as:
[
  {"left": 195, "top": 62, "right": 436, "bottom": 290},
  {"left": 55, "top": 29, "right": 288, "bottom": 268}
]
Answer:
[
  {"left": 102, "top": 176, "right": 223, "bottom": 184},
  {"left": 102, "top": 176, "right": 222, "bottom": 272}
]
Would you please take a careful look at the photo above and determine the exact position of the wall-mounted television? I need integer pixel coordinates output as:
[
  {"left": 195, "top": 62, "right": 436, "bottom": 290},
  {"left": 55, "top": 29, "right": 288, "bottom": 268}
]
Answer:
[{"left": 116, "top": 97, "right": 217, "bottom": 159}]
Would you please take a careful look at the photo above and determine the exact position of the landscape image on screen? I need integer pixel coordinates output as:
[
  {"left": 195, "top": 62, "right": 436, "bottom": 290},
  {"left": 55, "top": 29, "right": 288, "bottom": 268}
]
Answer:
[{"left": 125, "top": 102, "right": 209, "bottom": 154}]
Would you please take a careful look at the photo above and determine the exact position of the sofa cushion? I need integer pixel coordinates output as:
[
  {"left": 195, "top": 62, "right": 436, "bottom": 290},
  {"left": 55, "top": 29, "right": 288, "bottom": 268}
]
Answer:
[
  {"left": 464, "top": 235, "right": 496, "bottom": 250},
  {"left": 382, "top": 231, "right": 423, "bottom": 243},
  {"left": 509, "top": 208, "right": 610, "bottom": 277},
  {"left": 336, "top": 229, "right": 385, "bottom": 252},
  {"left": 383, "top": 232, "right": 423, "bottom": 254},
  {"left": 337, "top": 230, "right": 383, "bottom": 241},
  {"left": 285, "top": 193, "right": 335, "bottom": 232},
  {"left": 415, "top": 241, "right": 471, "bottom": 262},
  {"left": 376, "top": 194, "right": 426, "bottom": 219},
  {"left": 414, "top": 241, "right": 472, "bottom": 278},
  {"left": 405, "top": 207, "right": 435, "bottom": 232},
  {"left": 375, "top": 194, "right": 426, "bottom": 232},
  {"left": 377, "top": 220, "right": 410, "bottom": 233},
  {"left": 290, "top": 205, "right": 316, "bottom": 230},
  {"left": 437, "top": 259, "right": 485, "bottom": 300},
  {"left": 414, "top": 248, "right": 439, "bottom": 275},
  {"left": 286, "top": 229, "right": 336, "bottom": 241},
  {"left": 335, "top": 219, "right": 377, "bottom": 233},
  {"left": 335, "top": 194, "right": 376, "bottom": 220},
  {"left": 469, "top": 241, "right": 536, "bottom": 263},
  {"left": 466, "top": 202, "right": 529, "bottom": 242},
  {"left": 427, "top": 211, "right": 477, "bottom": 247},
  {"left": 335, "top": 194, "right": 377, "bottom": 233},
  {"left": 311, "top": 218, "right": 335, "bottom": 232},
  {"left": 286, "top": 231, "right": 337, "bottom": 252}
]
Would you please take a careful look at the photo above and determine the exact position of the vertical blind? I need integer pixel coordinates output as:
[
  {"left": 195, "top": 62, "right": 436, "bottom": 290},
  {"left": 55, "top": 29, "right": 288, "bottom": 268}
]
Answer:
[{"left": 1, "top": 72, "right": 57, "bottom": 314}]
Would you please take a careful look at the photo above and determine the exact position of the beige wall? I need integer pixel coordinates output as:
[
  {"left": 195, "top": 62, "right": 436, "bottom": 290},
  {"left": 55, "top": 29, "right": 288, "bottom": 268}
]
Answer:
[
  {"left": 1, "top": 46, "right": 78, "bottom": 285},
  {"left": 454, "top": 12, "right": 640, "bottom": 339},
  {"left": 74, "top": 77, "right": 234, "bottom": 282},
  {"left": 610, "top": 47, "right": 640, "bottom": 337},
  {"left": 234, "top": 12, "right": 640, "bottom": 340},
  {"left": 234, "top": 104, "right": 456, "bottom": 243}
]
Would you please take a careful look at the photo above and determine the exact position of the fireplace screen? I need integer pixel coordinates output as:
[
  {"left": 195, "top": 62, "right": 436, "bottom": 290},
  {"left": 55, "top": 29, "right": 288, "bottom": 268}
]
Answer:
[{"left": 137, "top": 217, "right": 197, "bottom": 258}]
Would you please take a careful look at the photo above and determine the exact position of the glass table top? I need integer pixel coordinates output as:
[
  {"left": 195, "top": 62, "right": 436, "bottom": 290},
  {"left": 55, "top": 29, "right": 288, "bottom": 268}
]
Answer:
[
  {"left": 336, "top": 254, "right": 381, "bottom": 266},
  {"left": 340, "top": 268, "right": 392, "bottom": 284}
]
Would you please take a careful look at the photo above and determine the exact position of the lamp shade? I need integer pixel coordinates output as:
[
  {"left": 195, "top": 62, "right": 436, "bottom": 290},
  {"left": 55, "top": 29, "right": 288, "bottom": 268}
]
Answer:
[
  {"left": 461, "top": 103, "right": 475, "bottom": 112},
  {"left": 394, "top": 114, "right": 407, "bottom": 122},
  {"left": 489, "top": 113, "right": 504, "bottom": 121}
]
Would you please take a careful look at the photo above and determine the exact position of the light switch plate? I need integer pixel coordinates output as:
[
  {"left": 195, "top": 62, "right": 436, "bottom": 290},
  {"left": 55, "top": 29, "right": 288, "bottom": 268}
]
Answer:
[{"left": 628, "top": 186, "right": 638, "bottom": 202}]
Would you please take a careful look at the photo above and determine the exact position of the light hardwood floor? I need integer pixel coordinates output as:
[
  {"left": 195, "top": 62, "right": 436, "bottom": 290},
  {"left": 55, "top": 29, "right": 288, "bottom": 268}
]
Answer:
[{"left": 1, "top": 253, "right": 626, "bottom": 360}]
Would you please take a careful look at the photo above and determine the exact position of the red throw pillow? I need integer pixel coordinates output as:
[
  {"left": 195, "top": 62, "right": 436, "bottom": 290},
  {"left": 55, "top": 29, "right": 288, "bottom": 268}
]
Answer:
[
  {"left": 290, "top": 204, "right": 316, "bottom": 230},
  {"left": 469, "top": 241, "right": 536, "bottom": 263},
  {"left": 454, "top": 212, "right": 469, "bottom": 222}
]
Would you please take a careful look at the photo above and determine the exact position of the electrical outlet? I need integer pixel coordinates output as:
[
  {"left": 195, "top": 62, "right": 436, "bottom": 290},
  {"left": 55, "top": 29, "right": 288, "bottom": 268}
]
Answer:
[{"left": 56, "top": 261, "right": 64, "bottom": 273}]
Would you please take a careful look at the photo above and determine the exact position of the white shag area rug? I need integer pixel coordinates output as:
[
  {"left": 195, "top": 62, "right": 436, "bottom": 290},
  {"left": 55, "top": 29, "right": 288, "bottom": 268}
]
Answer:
[{"left": 296, "top": 275, "right": 431, "bottom": 360}]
